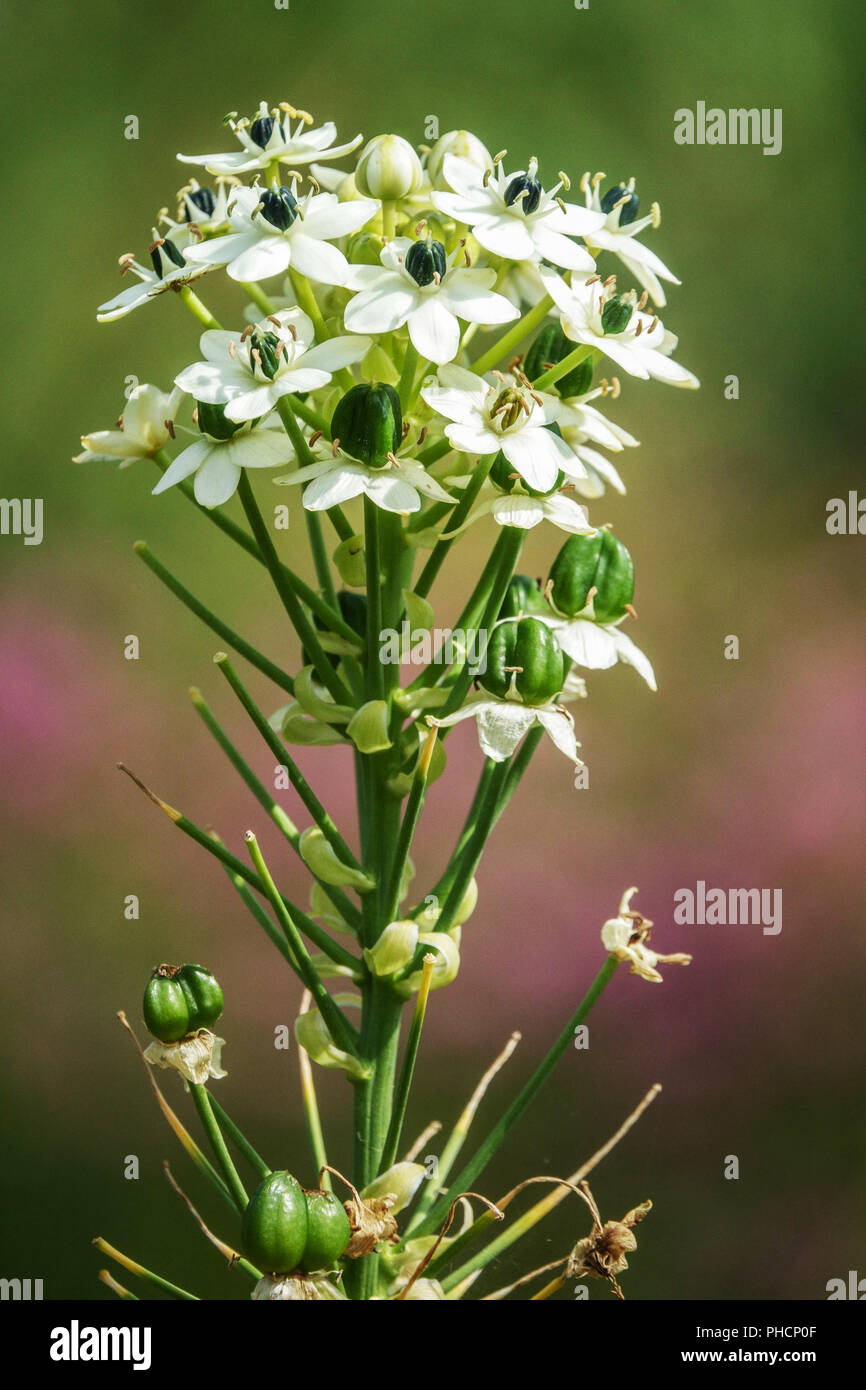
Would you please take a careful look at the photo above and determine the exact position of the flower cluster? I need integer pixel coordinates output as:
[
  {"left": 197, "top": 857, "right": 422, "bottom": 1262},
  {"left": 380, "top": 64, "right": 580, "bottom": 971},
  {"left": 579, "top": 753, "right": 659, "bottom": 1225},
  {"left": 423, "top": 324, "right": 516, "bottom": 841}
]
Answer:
[{"left": 81, "top": 99, "right": 697, "bottom": 768}]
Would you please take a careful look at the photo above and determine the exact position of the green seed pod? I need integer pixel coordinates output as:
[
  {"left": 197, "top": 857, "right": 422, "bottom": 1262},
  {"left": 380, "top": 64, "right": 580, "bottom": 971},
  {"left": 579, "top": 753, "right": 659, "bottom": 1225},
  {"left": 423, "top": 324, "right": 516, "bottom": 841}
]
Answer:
[
  {"left": 330, "top": 383, "right": 402, "bottom": 469},
  {"left": 176, "top": 963, "right": 223, "bottom": 1031},
  {"left": 498, "top": 573, "right": 550, "bottom": 621},
  {"left": 600, "top": 295, "right": 633, "bottom": 336},
  {"left": 298, "top": 1190, "right": 352, "bottom": 1272},
  {"left": 242, "top": 1171, "right": 309, "bottom": 1275},
  {"left": 523, "top": 322, "right": 593, "bottom": 397},
  {"left": 196, "top": 400, "right": 244, "bottom": 441},
  {"left": 142, "top": 962, "right": 223, "bottom": 1042},
  {"left": 480, "top": 617, "right": 566, "bottom": 706},
  {"left": 142, "top": 966, "right": 191, "bottom": 1043},
  {"left": 548, "top": 531, "right": 635, "bottom": 623}
]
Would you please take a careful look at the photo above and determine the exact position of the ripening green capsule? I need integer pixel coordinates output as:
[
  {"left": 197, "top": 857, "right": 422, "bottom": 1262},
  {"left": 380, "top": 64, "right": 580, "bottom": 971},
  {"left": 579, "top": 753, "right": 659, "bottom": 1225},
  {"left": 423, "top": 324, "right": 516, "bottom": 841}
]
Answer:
[
  {"left": 298, "top": 1190, "right": 352, "bottom": 1272},
  {"left": 142, "top": 962, "right": 223, "bottom": 1043},
  {"left": 330, "top": 383, "right": 402, "bottom": 469},
  {"left": 548, "top": 530, "right": 635, "bottom": 623},
  {"left": 404, "top": 238, "right": 447, "bottom": 287},
  {"left": 196, "top": 400, "right": 244, "bottom": 441},
  {"left": 523, "top": 322, "right": 594, "bottom": 397},
  {"left": 498, "top": 573, "right": 550, "bottom": 621},
  {"left": 480, "top": 617, "right": 566, "bottom": 706},
  {"left": 242, "top": 1171, "right": 309, "bottom": 1275}
]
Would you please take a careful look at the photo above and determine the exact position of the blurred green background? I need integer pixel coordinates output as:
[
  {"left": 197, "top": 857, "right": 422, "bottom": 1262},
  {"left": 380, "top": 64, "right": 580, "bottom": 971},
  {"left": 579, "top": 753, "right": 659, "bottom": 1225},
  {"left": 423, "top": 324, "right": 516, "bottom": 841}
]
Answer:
[{"left": 1, "top": 0, "right": 863, "bottom": 1301}]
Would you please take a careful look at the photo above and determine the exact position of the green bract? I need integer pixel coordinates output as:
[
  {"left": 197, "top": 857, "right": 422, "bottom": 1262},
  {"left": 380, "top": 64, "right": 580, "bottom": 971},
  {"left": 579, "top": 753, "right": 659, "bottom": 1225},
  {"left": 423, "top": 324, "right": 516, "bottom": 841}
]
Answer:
[
  {"left": 299, "top": 1190, "right": 352, "bottom": 1272},
  {"left": 480, "top": 617, "right": 566, "bottom": 706},
  {"left": 524, "top": 321, "right": 594, "bottom": 397},
  {"left": 330, "top": 383, "right": 402, "bottom": 468},
  {"left": 242, "top": 1171, "right": 309, "bottom": 1275},
  {"left": 549, "top": 531, "right": 635, "bottom": 623},
  {"left": 142, "top": 962, "right": 224, "bottom": 1043}
]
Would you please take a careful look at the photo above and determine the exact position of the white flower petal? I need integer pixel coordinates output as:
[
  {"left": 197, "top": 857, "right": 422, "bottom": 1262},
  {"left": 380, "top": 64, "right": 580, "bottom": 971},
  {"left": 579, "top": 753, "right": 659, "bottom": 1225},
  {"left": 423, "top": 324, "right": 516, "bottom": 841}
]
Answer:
[
  {"left": 475, "top": 702, "right": 536, "bottom": 761},
  {"left": 608, "top": 628, "right": 657, "bottom": 690},
  {"left": 287, "top": 233, "right": 350, "bottom": 286},
  {"left": 303, "top": 466, "right": 370, "bottom": 510},
  {"left": 364, "top": 473, "right": 421, "bottom": 514},
  {"left": 152, "top": 439, "right": 210, "bottom": 494},
  {"left": 227, "top": 237, "right": 292, "bottom": 283},
  {"left": 500, "top": 428, "right": 562, "bottom": 492},
  {"left": 490, "top": 495, "right": 545, "bottom": 529},
  {"left": 193, "top": 450, "right": 242, "bottom": 507},
  {"left": 407, "top": 297, "right": 460, "bottom": 365},
  {"left": 536, "top": 707, "right": 581, "bottom": 762}
]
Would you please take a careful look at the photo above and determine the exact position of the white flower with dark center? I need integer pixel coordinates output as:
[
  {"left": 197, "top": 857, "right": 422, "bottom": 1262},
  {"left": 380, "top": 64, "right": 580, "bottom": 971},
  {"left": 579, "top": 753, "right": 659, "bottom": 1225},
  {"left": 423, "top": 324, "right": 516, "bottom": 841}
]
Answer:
[
  {"left": 428, "top": 697, "right": 581, "bottom": 764},
  {"left": 96, "top": 232, "right": 215, "bottom": 321},
  {"left": 540, "top": 267, "right": 699, "bottom": 388},
  {"left": 74, "top": 383, "right": 181, "bottom": 467},
  {"left": 174, "top": 309, "right": 370, "bottom": 423},
  {"left": 432, "top": 153, "right": 603, "bottom": 270},
  {"left": 344, "top": 236, "right": 518, "bottom": 365},
  {"left": 276, "top": 439, "right": 456, "bottom": 516},
  {"left": 601, "top": 887, "right": 692, "bottom": 983},
  {"left": 153, "top": 410, "right": 293, "bottom": 508},
  {"left": 158, "top": 177, "right": 237, "bottom": 252},
  {"left": 539, "top": 612, "right": 657, "bottom": 690},
  {"left": 178, "top": 100, "right": 363, "bottom": 177},
  {"left": 581, "top": 173, "right": 680, "bottom": 307},
  {"left": 184, "top": 182, "right": 378, "bottom": 285},
  {"left": 556, "top": 380, "right": 639, "bottom": 498},
  {"left": 420, "top": 364, "right": 575, "bottom": 493}
]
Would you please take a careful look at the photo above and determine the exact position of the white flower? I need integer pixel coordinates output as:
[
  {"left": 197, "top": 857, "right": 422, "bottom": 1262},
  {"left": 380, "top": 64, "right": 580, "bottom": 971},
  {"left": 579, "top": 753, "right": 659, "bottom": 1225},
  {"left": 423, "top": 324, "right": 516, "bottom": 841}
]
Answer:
[
  {"left": 174, "top": 309, "right": 370, "bottom": 423},
  {"left": 157, "top": 177, "right": 237, "bottom": 252},
  {"left": 432, "top": 154, "right": 603, "bottom": 270},
  {"left": 74, "top": 384, "right": 181, "bottom": 466},
  {"left": 184, "top": 182, "right": 377, "bottom": 285},
  {"left": 601, "top": 887, "right": 692, "bottom": 983},
  {"left": 344, "top": 237, "right": 518, "bottom": 365},
  {"left": 420, "top": 364, "right": 575, "bottom": 493},
  {"left": 178, "top": 100, "right": 363, "bottom": 177},
  {"left": 429, "top": 697, "right": 581, "bottom": 764},
  {"left": 540, "top": 613, "right": 657, "bottom": 690},
  {"left": 153, "top": 418, "right": 292, "bottom": 508},
  {"left": 541, "top": 268, "right": 699, "bottom": 388},
  {"left": 96, "top": 233, "right": 215, "bottom": 322},
  {"left": 276, "top": 438, "right": 455, "bottom": 516},
  {"left": 556, "top": 382, "right": 639, "bottom": 498},
  {"left": 581, "top": 173, "right": 680, "bottom": 307}
]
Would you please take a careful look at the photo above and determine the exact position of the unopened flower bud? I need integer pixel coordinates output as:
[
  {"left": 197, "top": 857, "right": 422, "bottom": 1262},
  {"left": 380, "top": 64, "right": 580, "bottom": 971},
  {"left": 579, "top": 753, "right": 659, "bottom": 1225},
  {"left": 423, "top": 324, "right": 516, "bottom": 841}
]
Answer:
[
  {"left": 426, "top": 129, "right": 493, "bottom": 190},
  {"left": 295, "top": 998, "right": 369, "bottom": 1079},
  {"left": 356, "top": 134, "right": 424, "bottom": 201}
]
